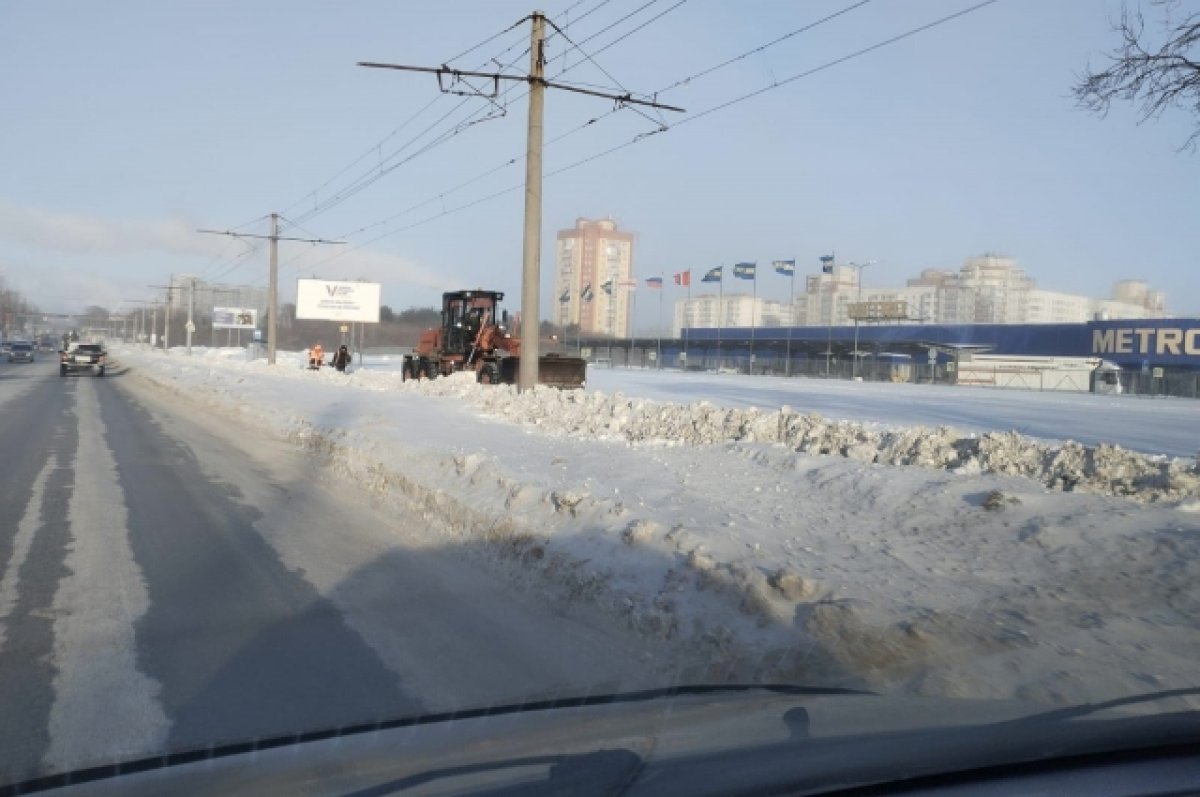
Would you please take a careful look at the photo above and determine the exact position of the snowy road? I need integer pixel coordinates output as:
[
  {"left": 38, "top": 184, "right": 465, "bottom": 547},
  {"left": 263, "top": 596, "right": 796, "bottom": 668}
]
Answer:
[
  {"left": 583, "top": 368, "right": 1200, "bottom": 459},
  {"left": 0, "top": 359, "right": 662, "bottom": 784}
]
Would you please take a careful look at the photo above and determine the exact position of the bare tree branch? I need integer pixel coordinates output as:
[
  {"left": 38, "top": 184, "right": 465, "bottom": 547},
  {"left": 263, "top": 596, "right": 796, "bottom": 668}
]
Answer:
[{"left": 1073, "top": 0, "right": 1200, "bottom": 151}]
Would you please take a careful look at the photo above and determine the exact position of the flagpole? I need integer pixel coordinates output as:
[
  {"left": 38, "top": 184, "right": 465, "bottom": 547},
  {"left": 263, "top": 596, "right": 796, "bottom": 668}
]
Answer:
[
  {"left": 717, "top": 267, "right": 723, "bottom": 370},
  {"left": 786, "top": 262, "right": 794, "bottom": 377},
  {"left": 630, "top": 286, "right": 637, "bottom": 367},
  {"left": 657, "top": 278, "right": 662, "bottom": 369},
  {"left": 825, "top": 251, "right": 835, "bottom": 377},
  {"left": 750, "top": 269, "right": 757, "bottom": 374},
  {"left": 684, "top": 274, "right": 690, "bottom": 367}
]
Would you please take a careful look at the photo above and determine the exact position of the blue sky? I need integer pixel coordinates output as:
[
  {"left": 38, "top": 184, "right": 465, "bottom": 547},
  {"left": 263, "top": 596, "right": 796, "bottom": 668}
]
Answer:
[{"left": 2, "top": 0, "right": 1197, "bottom": 328}]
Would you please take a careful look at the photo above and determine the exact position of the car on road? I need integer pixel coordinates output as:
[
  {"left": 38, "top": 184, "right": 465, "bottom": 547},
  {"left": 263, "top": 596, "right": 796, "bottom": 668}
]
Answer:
[
  {"left": 60, "top": 343, "right": 107, "bottom": 377},
  {"left": 7, "top": 342, "right": 35, "bottom": 363},
  {"left": 0, "top": 341, "right": 11, "bottom": 356}
]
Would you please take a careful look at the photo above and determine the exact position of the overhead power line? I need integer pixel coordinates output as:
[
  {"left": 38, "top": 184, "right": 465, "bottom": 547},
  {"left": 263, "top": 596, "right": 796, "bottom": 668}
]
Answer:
[
  {"left": 279, "top": 0, "right": 672, "bottom": 235},
  {"left": 290, "top": 0, "right": 999, "bottom": 278},
  {"left": 279, "top": 0, "right": 882, "bottom": 266},
  {"left": 277, "top": 19, "right": 533, "bottom": 225}
]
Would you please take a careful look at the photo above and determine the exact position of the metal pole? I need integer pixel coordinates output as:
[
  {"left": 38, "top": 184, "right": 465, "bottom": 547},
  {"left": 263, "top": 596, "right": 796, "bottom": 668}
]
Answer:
[
  {"left": 164, "top": 275, "right": 172, "bottom": 353},
  {"left": 684, "top": 276, "right": 690, "bottom": 365},
  {"left": 749, "top": 271, "right": 756, "bottom": 374},
  {"left": 268, "top": 212, "right": 279, "bottom": 365},
  {"left": 629, "top": 286, "right": 636, "bottom": 367},
  {"left": 851, "top": 263, "right": 859, "bottom": 379},
  {"left": 186, "top": 277, "right": 196, "bottom": 355},
  {"left": 786, "top": 266, "right": 794, "bottom": 376},
  {"left": 825, "top": 277, "right": 832, "bottom": 376},
  {"left": 656, "top": 280, "right": 662, "bottom": 369},
  {"left": 518, "top": 11, "right": 546, "bottom": 392},
  {"left": 716, "top": 270, "right": 723, "bottom": 370}
]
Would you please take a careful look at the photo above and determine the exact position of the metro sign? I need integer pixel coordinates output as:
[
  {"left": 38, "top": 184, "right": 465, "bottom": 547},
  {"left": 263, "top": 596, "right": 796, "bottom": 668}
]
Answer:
[{"left": 1092, "top": 327, "right": 1200, "bottom": 357}]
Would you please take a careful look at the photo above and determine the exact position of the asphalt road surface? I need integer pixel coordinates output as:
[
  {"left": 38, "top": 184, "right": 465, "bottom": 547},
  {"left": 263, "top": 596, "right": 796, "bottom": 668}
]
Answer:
[{"left": 0, "top": 356, "right": 659, "bottom": 785}]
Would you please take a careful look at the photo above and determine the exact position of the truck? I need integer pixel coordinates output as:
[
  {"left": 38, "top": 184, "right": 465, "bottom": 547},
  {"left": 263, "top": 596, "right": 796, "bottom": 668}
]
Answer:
[{"left": 402, "top": 290, "right": 586, "bottom": 389}]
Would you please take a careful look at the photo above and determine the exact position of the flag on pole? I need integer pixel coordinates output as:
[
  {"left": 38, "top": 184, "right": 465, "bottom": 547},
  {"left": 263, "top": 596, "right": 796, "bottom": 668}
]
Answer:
[
  {"left": 601, "top": 280, "right": 614, "bottom": 296},
  {"left": 773, "top": 259, "right": 796, "bottom": 276},
  {"left": 645, "top": 276, "right": 663, "bottom": 288},
  {"left": 732, "top": 262, "right": 756, "bottom": 280},
  {"left": 558, "top": 288, "right": 570, "bottom": 303},
  {"left": 819, "top": 254, "right": 834, "bottom": 274},
  {"left": 673, "top": 270, "right": 691, "bottom": 286},
  {"left": 619, "top": 279, "right": 638, "bottom": 291},
  {"left": 581, "top": 283, "right": 594, "bottom": 302},
  {"left": 701, "top": 266, "right": 723, "bottom": 283}
]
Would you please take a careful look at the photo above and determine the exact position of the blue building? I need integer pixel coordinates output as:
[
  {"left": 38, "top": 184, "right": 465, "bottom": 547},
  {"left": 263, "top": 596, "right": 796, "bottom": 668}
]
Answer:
[{"left": 679, "top": 318, "right": 1200, "bottom": 371}]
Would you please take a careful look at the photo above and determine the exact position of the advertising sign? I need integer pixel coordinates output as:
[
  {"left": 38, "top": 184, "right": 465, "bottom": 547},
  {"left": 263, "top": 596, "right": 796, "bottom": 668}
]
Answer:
[
  {"left": 212, "top": 307, "right": 257, "bottom": 329},
  {"left": 295, "top": 279, "right": 381, "bottom": 323}
]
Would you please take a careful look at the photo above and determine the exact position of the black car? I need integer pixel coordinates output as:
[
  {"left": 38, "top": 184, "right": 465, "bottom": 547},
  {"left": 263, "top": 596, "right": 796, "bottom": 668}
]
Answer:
[
  {"left": 7, "top": 342, "right": 34, "bottom": 363},
  {"left": 60, "top": 343, "right": 107, "bottom": 376}
]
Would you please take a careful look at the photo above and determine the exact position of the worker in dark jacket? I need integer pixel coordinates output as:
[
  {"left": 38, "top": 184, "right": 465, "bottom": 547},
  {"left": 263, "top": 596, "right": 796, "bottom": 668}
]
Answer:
[{"left": 332, "top": 344, "right": 352, "bottom": 373}]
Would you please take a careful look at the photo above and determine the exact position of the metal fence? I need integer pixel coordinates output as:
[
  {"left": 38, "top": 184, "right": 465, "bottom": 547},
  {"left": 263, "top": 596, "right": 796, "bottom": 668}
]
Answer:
[{"left": 577, "top": 343, "right": 1200, "bottom": 400}]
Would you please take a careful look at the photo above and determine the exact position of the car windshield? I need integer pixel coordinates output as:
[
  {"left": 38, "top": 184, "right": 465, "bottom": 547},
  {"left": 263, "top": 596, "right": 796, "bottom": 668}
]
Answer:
[{"left": 2, "top": 0, "right": 1199, "bottom": 793}]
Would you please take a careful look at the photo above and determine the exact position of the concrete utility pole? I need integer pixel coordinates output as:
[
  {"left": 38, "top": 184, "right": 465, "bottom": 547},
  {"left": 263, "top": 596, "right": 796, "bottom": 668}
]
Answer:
[
  {"left": 165, "top": 276, "right": 172, "bottom": 352},
  {"left": 519, "top": 11, "right": 546, "bottom": 392},
  {"left": 268, "top": 213, "right": 279, "bottom": 364},
  {"left": 358, "top": 11, "right": 683, "bottom": 391},
  {"left": 198, "top": 214, "right": 343, "bottom": 366}
]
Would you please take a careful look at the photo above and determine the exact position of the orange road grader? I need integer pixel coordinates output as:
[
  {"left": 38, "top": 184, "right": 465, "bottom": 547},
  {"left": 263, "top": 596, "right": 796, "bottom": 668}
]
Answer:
[{"left": 401, "top": 290, "right": 586, "bottom": 389}]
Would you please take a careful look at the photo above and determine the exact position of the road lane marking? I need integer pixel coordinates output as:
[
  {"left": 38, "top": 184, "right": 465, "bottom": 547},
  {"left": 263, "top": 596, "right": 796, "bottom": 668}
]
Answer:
[
  {"left": 0, "top": 456, "right": 56, "bottom": 653},
  {"left": 44, "top": 379, "right": 169, "bottom": 771}
]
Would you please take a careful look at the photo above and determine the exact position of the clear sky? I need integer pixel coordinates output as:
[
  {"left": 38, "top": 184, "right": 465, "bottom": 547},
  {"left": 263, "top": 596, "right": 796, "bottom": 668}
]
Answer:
[{"left": 2, "top": 0, "right": 1197, "bottom": 329}]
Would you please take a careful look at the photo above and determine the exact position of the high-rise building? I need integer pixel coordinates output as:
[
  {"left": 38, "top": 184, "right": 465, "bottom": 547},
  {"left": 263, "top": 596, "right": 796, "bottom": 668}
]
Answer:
[
  {"left": 795, "top": 265, "right": 861, "bottom": 326},
  {"left": 553, "top": 218, "right": 635, "bottom": 337},
  {"left": 673, "top": 295, "right": 790, "bottom": 336},
  {"left": 783, "top": 255, "right": 1170, "bottom": 326}
]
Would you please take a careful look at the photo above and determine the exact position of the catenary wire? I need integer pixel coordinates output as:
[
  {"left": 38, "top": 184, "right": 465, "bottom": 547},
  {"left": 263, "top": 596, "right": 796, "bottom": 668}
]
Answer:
[{"left": 291, "top": 0, "right": 999, "bottom": 278}]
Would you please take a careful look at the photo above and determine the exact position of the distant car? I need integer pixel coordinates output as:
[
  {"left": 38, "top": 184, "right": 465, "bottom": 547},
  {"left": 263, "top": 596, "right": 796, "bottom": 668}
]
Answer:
[
  {"left": 8, "top": 342, "right": 34, "bottom": 363},
  {"left": 0, "top": 341, "right": 11, "bottom": 356},
  {"left": 60, "top": 343, "right": 107, "bottom": 377}
]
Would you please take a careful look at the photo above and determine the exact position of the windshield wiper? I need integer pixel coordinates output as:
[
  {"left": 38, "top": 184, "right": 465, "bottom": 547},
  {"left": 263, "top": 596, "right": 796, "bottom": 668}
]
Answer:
[
  {"left": 995, "top": 686, "right": 1200, "bottom": 728},
  {"left": 3, "top": 683, "right": 872, "bottom": 795}
]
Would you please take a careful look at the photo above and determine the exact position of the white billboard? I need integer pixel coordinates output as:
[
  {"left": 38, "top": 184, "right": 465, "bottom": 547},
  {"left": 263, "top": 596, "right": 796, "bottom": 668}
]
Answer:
[
  {"left": 295, "top": 279, "right": 382, "bottom": 323},
  {"left": 212, "top": 307, "right": 257, "bottom": 329}
]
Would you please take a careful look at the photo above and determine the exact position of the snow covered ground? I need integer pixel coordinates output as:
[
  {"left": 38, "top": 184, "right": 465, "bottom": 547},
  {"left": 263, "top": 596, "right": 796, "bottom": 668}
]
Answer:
[
  {"left": 110, "top": 347, "right": 1200, "bottom": 707},
  {"left": 354, "top": 357, "right": 1200, "bottom": 457}
]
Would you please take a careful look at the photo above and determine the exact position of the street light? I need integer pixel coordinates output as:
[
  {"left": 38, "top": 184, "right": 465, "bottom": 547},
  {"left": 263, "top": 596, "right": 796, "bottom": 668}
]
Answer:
[{"left": 848, "top": 260, "right": 877, "bottom": 379}]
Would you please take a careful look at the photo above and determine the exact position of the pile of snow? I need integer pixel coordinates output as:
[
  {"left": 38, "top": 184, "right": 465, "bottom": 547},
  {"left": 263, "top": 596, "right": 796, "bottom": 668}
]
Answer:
[
  {"left": 242, "top": 351, "right": 1199, "bottom": 505},
  {"left": 456, "top": 387, "right": 1200, "bottom": 504},
  {"left": 112, "top": 346, "right": 1200, "bottom": 706}
]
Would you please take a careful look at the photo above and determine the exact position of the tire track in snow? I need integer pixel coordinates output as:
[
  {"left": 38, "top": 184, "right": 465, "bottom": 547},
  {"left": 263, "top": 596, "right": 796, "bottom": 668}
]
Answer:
[
  {"left": 43, "top": 379, "right": 169, "bottom": 771},
  {"left": 0, "top": 456, "right": 56, "bottom": 654}
]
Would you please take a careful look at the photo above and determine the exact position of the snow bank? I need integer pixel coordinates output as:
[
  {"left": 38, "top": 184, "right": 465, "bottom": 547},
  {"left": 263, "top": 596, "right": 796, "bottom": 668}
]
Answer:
[
  {"left": 491, "top": 389, "right": 1200, "bottom": 503},
  {"left": 330, "top": 365, "right": 1200, "bottom": 505},
  {"left": 112, "top": 347, "right": 1200, "bottom": 706}
]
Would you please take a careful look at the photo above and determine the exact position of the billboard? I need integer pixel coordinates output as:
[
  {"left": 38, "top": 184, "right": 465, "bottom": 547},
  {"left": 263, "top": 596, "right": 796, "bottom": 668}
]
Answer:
[
  {"left": 847, "top": 301, "right": 910, "bottom": 321},
  {"left": 212, "top": 307, "right": 257, "bottom": 329},
  {"left": 295, "top": 279, "right": 381, "bottom": 323}
]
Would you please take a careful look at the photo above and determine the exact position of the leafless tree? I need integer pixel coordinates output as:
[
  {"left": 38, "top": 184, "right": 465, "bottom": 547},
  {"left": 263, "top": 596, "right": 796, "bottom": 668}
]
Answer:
[{"left": 1074, "top": 0, "right": 1200, "bottom": 150}]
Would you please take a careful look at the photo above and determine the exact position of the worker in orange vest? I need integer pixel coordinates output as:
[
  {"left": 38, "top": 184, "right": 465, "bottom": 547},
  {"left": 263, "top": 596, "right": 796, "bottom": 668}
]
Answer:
[{"left": 308, "top": 343, "right": 324, "bottom": 369}]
